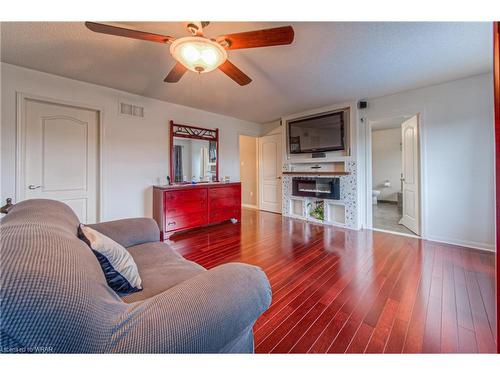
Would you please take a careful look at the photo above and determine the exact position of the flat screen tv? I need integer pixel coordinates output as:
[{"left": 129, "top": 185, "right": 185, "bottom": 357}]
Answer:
[{"left": 288, "top": 111, "right": 345, "bottom": 154}]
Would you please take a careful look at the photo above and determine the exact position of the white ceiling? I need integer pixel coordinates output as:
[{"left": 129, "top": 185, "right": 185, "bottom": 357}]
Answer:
[{"left": 0, "top": 22, "right": 492, "bottom": 123}]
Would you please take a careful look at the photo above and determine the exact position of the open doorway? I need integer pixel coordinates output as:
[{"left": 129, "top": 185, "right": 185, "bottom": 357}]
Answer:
[
  {"left": 370, "top": 115, "right": 421, "bottom": 236},
  {"left": 239, "top": 135, "right": 259, "bottom": 209}
]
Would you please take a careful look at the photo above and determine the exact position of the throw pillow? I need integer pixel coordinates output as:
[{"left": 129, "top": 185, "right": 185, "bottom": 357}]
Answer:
[{"left": 79, "top": 224, "right": 143, "bottom": 295}]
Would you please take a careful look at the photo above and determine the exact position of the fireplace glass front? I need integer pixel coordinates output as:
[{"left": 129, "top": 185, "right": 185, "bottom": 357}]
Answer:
[{"left": 292, "top": 177, "right": 340, "bottom": 200}]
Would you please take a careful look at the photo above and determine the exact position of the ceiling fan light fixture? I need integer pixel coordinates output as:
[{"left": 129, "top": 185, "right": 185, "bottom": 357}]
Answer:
[{"left": 170, "top": 36, "right": 227, "bottom": 74}]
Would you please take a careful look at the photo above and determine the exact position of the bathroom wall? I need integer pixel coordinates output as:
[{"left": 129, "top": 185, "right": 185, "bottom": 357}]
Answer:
[{"left": 371, "top": 127, "right": 402, "bottom": 201}]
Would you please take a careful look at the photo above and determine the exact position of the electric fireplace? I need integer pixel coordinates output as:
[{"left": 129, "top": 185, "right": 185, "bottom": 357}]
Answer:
[{"left": 292, "top": 177, "right": 340, "bottom": 200}]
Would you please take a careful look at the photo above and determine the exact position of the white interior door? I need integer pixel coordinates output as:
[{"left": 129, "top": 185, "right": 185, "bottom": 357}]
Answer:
[
  {"left": 399, "top": 115, "right": 420, "bottom": 235},
  {"left": 258, "top": 134, "right": 282, "bottom": 213},
  {"left": 22, "top": 99, "right": 99, "bottom": 223}
]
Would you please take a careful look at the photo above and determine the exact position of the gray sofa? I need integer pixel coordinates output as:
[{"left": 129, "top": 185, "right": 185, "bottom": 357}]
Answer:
[{"left": 0, "top": 199, "right": 271, "bottom": 353}]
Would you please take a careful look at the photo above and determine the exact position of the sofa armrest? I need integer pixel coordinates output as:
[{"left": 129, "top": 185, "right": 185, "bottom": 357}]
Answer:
[
  {"left": 108, "top": 263, "right": 272, "bottom": 353},
  {"left": 88, "top": 218, "right": 160, "bottom": 248}
]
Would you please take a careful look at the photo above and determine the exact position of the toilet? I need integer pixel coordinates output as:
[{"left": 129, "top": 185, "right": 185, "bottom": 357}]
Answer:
[{"left": 372, "top": 190, "right": 381, "bottom": 205}]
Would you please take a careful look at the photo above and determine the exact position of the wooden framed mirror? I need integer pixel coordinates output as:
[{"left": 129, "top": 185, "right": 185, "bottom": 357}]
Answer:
[{"left": 169, "top": 120, "right": 219, "bottom": 183}]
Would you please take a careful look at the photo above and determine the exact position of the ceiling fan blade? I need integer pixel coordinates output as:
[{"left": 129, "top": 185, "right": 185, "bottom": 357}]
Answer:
[
  {"left": 217, "top": 26, "right": 294, "bottom": 50},
  {"left": 164, "top": 62, "right": 187, "bottom": 83},
  {"left": 85, "top": 22, "right": 173, "bottom": 44},
  {"left": 218, "top": 60, "right": 252, "bottom": 86}
]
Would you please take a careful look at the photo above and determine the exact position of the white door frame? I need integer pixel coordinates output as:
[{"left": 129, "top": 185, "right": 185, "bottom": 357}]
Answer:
[
  {"left": 258, "top": 133, "right": 283, "bottom": 214},
  {"left": 237, "top": 132, "right": 260, "bottom": 210},
  {"left": 15, "top": 92, "right": 104, "bottom": 221},
  {"left": 364, "top": 110, "right": 427, "bottom": 238}
]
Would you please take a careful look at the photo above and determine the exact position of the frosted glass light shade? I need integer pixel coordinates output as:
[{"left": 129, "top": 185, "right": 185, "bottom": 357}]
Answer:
[{"left": 170, "top": 36, "right": 227, "bottom": 73}]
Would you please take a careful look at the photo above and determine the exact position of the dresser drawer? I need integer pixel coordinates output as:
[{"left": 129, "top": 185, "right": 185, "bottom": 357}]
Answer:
[
  {"left": 209, "top": 185, "right": 241, "bottom": 211},
  {"left": 209, "top": 196, "right": 240, "bottom": 210},
  {"left": 209, "top": 208, "right": 241, "bottom": 224},
  {"left": 165, "top": 212, "right": 208, "bottom": 232},
  {"left": 208, "top": 185, "right": 241, "bottom": 200},
  {"left": 165, "top": 200, "right": 207, "bottom": 219},
  {"left": 164, "top": 189, "right": 207, "bottom": 208}
]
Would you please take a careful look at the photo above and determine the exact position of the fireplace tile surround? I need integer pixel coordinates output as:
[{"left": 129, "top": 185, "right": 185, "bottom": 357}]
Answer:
[{"left": 282, "top": 161, "right": 358, "bottom": 229}]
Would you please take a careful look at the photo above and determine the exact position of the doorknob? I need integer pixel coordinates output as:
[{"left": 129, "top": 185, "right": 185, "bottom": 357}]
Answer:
[
  {"left": 28, "top": 185, "right": 42, "bottom": 190},
  {"left": 276, "top": 176, "right": 282, "bottom": 180}
]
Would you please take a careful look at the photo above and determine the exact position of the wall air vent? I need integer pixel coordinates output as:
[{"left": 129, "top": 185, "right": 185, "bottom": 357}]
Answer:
[{"left": 119, "top": 102, "right": 144, "bottom": 118}]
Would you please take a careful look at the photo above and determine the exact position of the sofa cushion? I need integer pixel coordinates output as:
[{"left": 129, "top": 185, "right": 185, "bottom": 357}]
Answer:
[
  {"left": 122, "top": 242, "right": 205, "bottom": 303},
  {"left": 2, "top": 198, "right": 80, "bottom": 237},
  {"left": 87, "top": 218, "right": 160, "bottom": 248}
]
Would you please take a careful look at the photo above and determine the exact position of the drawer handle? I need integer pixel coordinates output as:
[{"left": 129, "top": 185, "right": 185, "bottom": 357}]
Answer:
[{"left": 167, "top": 221, "right": 176, "bottom": 226}]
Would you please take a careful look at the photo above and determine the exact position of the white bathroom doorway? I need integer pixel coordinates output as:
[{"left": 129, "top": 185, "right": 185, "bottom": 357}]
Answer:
[{"left": 367, "top": 115, "right": 421, "bottom": 236}]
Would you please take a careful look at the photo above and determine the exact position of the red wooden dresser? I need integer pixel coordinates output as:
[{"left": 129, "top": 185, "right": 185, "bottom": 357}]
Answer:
[{"left": 153, "top": 182, "right": 241, "bottom": 240}]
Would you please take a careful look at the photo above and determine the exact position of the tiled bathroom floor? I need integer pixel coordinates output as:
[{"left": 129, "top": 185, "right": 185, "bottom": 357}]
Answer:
[{"left": 373, "top": 202, "right": 415, "bottom": 235}]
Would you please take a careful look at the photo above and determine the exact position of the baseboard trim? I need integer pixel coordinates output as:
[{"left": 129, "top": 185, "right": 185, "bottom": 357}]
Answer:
[
  {"left": 368, "top": 227, "right": 495, "bottom": 253},
  {"left": 371, "top": 227, "right": 420, "bottom": 239},
  {"left": 242, "top": 204, "right": 259, "bottom": 210},
  {"left": 425, "top": 235, "right": 495, "bottom": 253}
]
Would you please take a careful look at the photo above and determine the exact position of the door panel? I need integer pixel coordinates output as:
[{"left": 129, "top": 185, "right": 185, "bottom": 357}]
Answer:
[
  {"left": 400, "top": 115, "right": 420, "bottom": 235},
  {"left": 263, "top": 184, "right": 278, "bottom": 203},
  {"left": 403, "top": 126, "right": 415, "bottom": 184},
  {"left": 404, "top": 190, "right": 416, "bottom": 217},
  {"left": 62, "top": 198, "right": 88, "bottom": 223},
  {"left": 23, "top": 99, "right": 98, "bottom": 223},
  {"left": 262, "top": 142, "right": 277, "bottom": 179},
  {"left": 42, "top": 116, "right": 88, "bottom": 191},
  {"left": 258, "top": 134, "right": 282, "bottom": 213}
]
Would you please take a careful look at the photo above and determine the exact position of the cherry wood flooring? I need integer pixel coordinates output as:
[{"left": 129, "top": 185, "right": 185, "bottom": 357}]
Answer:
[{"left": 169, "top": 209, "right": 497, "bottom": 353}]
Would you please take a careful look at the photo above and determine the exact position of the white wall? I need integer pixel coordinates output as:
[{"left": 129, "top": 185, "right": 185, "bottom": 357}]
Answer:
[
  {"left": 372, "top": 128, "right": 402, "bottom": 201},
  {"left": 1, "top": 63, "right": 262, "bottom": 221},
  {"left": 359, "top": 73, "right": 495, "bottom": 251},
  {"left": 239, "top": 135, "right": 258, "bottom": 207},
  {"left": 260, "top": 120, "right": 282, "bottom": 136}
]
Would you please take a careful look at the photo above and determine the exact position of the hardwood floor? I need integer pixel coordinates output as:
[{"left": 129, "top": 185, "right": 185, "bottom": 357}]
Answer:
[{"left": 169, "top": 208, "right": 497, "bottom": 353}]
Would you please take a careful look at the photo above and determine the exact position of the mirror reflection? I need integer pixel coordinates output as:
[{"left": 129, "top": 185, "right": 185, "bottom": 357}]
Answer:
[{"left": 172, "top": 138, "right": 217, "bottom": 183}]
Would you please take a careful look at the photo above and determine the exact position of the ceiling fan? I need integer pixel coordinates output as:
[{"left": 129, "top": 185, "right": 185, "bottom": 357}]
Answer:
[{"left": 85, "top": 21, "right": 294, "bottom": 86}]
